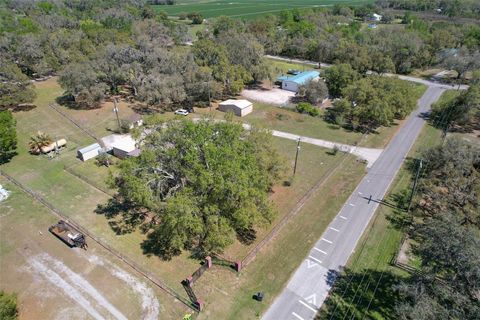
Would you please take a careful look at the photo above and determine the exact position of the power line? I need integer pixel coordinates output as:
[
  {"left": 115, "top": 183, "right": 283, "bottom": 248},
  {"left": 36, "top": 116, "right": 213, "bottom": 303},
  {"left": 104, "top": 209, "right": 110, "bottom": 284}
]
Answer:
[{"left": 329, "top": 88, "right": 451, "bottom": 319}]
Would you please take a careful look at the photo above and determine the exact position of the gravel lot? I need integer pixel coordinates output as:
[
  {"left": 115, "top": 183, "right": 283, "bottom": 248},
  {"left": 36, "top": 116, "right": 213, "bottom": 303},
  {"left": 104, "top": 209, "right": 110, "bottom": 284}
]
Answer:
[{"left": 241, "top": 87, "right": 295, "bottom": 105}]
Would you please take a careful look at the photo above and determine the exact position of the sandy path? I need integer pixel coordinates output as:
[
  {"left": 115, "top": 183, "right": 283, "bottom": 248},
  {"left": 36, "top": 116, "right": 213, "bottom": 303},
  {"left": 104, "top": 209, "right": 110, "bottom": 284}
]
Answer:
[
  {"left": 85, "top": 254, "right": 160, "bottom": 320},
  {"left": 28, "top": 253, "right": 128, "bottom": 320}
]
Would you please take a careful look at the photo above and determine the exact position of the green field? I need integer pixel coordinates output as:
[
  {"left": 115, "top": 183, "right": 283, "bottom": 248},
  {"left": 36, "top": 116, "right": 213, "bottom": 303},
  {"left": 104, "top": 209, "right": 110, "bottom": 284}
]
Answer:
[{"left": 153, "top": 0, "right": 374, "bottom": 19}]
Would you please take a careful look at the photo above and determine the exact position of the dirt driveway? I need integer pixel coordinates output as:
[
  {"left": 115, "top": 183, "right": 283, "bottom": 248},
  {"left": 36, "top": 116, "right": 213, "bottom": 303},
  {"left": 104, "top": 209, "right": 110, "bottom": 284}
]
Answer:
[{"left": 241, "top": 87, "right": 295, "bottom": 105}]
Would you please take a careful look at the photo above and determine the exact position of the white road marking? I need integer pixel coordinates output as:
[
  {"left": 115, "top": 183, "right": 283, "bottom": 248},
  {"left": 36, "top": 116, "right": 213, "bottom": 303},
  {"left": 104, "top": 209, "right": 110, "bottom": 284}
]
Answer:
[
  {"left": 349, "top": 203, "right": 355, "bottom": 207},
  {"left": 305, "top": 293, "right": 317, "bottom": 305},
  {"left": 299, "top": 300, "right": 317, "bottom": 312},
  {"left": 292, "top": 312, "right": 304, "bottom": 320},
  {"left": 306, "top": 259, "right": 318, "bottom": 269},
  {"left": 308, "top": 256, "right": 322, "bottom": 264},
  {"left": 313, "top": 248, "right": 327, "bottom": 254},
  {"left": 321, "top": 238, "right": 333, "bottom": 244},
  {"left": 358, "top": 192, "right": 362, "bottom": 195},
  {"left": 329, "top": 227, "right": 339, "bottom": 232},
  {"left": 339, "top": 215, "right": 348, "bottom": 220}
]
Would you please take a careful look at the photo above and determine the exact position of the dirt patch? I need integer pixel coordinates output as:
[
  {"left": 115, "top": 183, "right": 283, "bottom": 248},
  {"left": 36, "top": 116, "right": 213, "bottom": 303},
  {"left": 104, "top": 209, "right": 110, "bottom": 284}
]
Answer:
[
  {"left": 27, "top": 253, "right": 127, "bottom": 320},
  {"left": 85, "top": 254, "right": 160, "bottom": 320},
  {"left": 241, "top": 87, "right": 295, "bottom": 105}
]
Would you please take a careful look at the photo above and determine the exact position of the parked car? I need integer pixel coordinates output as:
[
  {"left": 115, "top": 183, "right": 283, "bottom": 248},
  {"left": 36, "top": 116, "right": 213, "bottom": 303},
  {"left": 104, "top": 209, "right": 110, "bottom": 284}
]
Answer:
[{"left": 174, "top": 109, "right": 189, "bottom": 116}]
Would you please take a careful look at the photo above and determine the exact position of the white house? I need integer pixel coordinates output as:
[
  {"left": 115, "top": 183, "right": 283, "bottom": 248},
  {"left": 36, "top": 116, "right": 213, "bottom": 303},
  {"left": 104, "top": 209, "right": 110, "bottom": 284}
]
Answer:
[
  {"left": 218, "top": 99, "right": 253, "bottom": 117},
  {"left": 77, "top": 143, "right": 102, "bottom": 161},
  {"left": 371, "top": 13, "right": 382, "bottom": 21},
  {"left": 278, "top": 70, "right": 320, "bottom": 93},
  {"left": 100, "top": 134, "right": 140, "bottom": 159}
]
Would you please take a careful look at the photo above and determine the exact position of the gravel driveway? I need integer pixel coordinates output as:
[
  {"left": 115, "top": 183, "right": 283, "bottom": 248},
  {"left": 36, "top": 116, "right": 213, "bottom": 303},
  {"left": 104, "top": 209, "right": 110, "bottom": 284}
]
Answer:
[{"left": 241, "top": 87, "right": 295, "bottom": 105}]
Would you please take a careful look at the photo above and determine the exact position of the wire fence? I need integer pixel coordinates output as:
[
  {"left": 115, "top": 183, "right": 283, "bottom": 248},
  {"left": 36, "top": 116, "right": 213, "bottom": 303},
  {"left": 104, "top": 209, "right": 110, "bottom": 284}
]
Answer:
[
  {"left": 63, "top": 164, "right": 115, "bottom": 197},
  {"left": 49, "top": 104, "right": 99, "bottom": 142},
  {"left": 241, "top": 152, "right": 351, "bottom": 268},
  {"left": 0, "top": 170, "right": 198, "bottom": 312}
]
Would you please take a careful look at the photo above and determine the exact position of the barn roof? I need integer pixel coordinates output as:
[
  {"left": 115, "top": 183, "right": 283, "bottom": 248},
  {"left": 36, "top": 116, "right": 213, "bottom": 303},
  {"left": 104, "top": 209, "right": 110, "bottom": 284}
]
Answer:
[
  {"left": 78, "top": 143, "right": 101, "bottom": 154},
  {"left": 219, "top": 99, "right": 252, "bottom": 109},
  {"left": 280, "top": 70, "right": 320, "bottom": 86}
]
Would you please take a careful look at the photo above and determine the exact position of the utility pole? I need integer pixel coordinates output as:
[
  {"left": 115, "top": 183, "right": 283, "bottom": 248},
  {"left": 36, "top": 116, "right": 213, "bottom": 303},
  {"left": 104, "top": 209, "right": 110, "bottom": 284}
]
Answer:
[
  {"left": 293, "top": 137, "right": 301, "bottom": 176},
  {"left": 208, "top": 82, "right": 211, "bottom": 112},
  {"left": 407, "top": 158, "right": 423, "bottom": 212},
  {"left": 113, "top": 98, "right": 121, "bottom": 132}
]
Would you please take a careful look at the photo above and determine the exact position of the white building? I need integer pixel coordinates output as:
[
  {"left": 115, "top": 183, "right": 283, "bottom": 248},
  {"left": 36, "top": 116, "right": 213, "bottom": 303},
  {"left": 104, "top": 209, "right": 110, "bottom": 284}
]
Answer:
[
  {"left": 101, "top": 134, "right": 140, "bottom": 159},
  {"left": 77, "top": 143, "right": 102, "bottom": 161},
  {"left": 278, "top": 70, "right": 320, "bottom": 93},
  {"left": 371, "top": 13, "right": 382, "bottom": 21},
  {"left": 218, "top": 99, "right": 253, "bottom": 117}
]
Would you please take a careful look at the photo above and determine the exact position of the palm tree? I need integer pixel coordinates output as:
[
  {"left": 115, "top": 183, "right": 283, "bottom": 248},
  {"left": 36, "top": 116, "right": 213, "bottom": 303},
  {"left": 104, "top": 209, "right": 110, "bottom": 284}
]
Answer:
[{"left": 29, "top": 131, "right": 52, "bottom": 154}]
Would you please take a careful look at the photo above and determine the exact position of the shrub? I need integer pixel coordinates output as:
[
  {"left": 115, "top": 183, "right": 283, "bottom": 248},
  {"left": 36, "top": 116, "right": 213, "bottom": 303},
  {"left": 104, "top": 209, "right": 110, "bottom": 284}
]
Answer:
[{"left": 296, "top": 102, "right": 319, "bottom": 117}]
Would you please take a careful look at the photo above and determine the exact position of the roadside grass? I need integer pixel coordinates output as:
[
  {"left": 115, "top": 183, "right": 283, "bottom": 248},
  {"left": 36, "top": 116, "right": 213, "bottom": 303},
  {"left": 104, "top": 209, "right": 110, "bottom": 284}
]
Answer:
[
  {"left": 195, "top": 153, "right": 365, "bottom": 320},
  {"left": 317, "top": 124, "right": 442, "bottom": 320},
  {"left": 3, "top": 77, "right": 367, "bottom": 318}
]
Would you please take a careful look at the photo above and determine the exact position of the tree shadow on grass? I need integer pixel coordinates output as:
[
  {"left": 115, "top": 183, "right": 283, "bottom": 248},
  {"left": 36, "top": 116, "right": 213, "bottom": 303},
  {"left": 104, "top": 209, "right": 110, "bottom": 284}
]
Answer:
[
  {"left": 56, "top": 94, "right": 102, "bottom": 110},
  {"left": 141, "top": 227, "right": 181, "bottom": 261},
  {"left": 317, "top": 268, "right": 403, "bottom": 320},
  {"left": 95, "top": 197, "right": 153, "bottom": 235},
  {"left": 236, "top": 228, "right": 257, "bottom": 245}
]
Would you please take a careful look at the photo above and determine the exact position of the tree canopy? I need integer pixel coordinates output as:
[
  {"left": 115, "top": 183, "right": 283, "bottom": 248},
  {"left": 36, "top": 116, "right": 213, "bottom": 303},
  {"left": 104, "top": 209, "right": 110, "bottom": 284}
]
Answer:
[
  {"left": 395, "top": 138, "right": 480, "bottom": 320},
  {"left": 431, "top": 83, "right": 480, "bottom": 133},
  {"left": 327, "top": 76, "right": 418, "bottom": 132},
  {"left": 0, "top": 111, "right": 17, "bottom": 164},
  {"left": 112, "top": 119, "right": 285, "bottom": 258}
]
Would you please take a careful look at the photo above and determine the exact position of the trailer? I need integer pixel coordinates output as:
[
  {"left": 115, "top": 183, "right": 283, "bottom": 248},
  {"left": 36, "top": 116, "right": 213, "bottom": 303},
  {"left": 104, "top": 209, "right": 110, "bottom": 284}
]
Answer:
[{"left": 49, "top": 220, "right": 87, "bottom": 249}]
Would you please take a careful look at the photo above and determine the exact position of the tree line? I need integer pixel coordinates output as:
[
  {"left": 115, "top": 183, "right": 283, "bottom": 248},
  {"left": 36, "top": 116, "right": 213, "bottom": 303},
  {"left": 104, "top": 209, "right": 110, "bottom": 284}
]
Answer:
[
  {"left": 218, "top": 5, "right": 480, "bottom": 75},
  {"left": 376, "top": 0, "right": 480, "bottom": 18},
  {"left": 0, "top": 0, "right": 267, "bottom": 111}
]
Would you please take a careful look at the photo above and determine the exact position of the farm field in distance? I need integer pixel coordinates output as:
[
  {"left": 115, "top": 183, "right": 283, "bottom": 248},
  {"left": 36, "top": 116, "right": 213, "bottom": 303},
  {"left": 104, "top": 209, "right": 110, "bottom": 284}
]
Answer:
[{"left": 153, "top": 0, "right": 375, "bottom": 19}]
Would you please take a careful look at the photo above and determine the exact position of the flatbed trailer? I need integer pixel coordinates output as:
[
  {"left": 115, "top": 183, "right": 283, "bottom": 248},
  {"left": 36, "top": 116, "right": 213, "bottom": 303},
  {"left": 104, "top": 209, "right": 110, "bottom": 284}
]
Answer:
[{"left": 49, "top": 220, "right": 87, "bottom": 249}]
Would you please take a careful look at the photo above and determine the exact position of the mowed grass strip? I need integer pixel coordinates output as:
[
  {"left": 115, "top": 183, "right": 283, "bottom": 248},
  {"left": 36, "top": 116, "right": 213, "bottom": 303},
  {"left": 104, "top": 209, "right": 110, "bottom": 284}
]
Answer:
[{"left": 317, "top": 124, "right": 443, "bottom": 320}]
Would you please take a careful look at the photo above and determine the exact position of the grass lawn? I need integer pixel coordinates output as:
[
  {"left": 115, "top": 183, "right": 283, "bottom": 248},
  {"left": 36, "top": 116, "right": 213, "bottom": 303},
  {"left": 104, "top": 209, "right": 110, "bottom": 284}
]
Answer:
[
  {"left": 268, "top": 59, "right": 317, "bottom": 74},
  {"left": 2, "top": 77, "right": 367, "bottom": 318},
  {"left": 317, "top": 124, "right": 443, "bottom": 320},
  {"left": 153, "top": 0, "right": 375, "bottom": 19},
  {"left": 0, "top": 176, "right": 189, "bottom": 319}
]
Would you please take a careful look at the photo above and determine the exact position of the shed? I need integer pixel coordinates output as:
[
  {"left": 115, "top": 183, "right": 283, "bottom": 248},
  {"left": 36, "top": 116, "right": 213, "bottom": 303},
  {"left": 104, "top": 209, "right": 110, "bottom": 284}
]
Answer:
[
  {"left": 128, "top": 113, "right": 143, "bottom": 130},
  {"left": 218, "top": 99, "right": 253, "bottom": 117},
  {"left": 280, "top": 70, "right": 320, "bottom": 92},
  {"left": 111, "top": 135, "right": 138, "bottom": 159},
  {"left": 77, "top": 143, "right": 102, "bottom": 161}
]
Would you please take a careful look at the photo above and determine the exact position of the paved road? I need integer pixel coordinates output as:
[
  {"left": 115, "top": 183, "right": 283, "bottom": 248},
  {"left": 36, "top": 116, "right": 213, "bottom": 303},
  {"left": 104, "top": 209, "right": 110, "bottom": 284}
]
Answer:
[
  {"left": 265, "top": 55, "right": 469, "bottom": 90},
  {"left": 263, "top": 86, "right": 446, "bottom": 320}
]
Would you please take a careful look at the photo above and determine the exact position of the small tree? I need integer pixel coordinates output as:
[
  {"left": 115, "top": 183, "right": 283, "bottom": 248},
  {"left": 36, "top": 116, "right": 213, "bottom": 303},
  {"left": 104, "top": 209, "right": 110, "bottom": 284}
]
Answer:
[
  {"left": 28, "top": 131, "right": 52, "bottom": 154},
  {"left": 298, "top": 80, "right": 328, "bottom": 105},
  {"left": 187, "top": 12, "right": 203, "bottom": 24},
  {"left": 0, "top": 291, "right": 18, "bottom": 320},
  {"left": 0, "top": 111, "right": 17, "bottom": 164}
]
